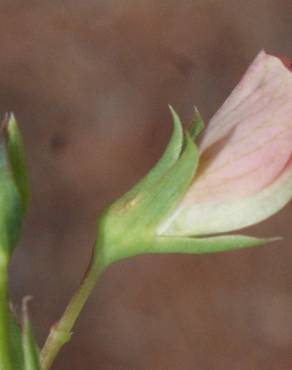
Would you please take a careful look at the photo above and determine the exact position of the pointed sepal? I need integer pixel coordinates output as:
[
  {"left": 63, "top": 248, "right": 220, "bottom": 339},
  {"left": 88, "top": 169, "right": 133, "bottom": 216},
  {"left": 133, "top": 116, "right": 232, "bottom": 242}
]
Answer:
[
  {"left": 124, "top": 106, "right": 184, "bottom": 199},
  {"left": 189, "top": 107, "right": 204, "bottom": 139},
  {"left": 154, "top": 234, "right": 279, "bottom": 254}
]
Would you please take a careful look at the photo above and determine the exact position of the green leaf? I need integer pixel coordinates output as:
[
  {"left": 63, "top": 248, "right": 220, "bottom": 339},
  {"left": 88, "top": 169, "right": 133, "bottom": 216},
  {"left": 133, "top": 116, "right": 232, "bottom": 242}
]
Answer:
[{"left": 22, "top": 298, "right": 41, "bottom": 370}]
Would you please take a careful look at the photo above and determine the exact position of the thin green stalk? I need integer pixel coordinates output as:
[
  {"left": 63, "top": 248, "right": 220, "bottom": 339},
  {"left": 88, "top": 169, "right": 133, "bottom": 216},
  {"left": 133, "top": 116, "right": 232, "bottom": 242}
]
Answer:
[
  {"left": 40, "top": 253, "right": 105, "bottom": 370},
  {"left": 0, "top": 260, "right": 12, "bottom": 370}
]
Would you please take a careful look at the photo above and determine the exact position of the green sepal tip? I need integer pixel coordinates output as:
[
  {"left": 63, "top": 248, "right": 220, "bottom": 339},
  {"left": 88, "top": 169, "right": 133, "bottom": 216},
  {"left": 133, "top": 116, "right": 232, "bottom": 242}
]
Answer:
[{"left": 189, "top": 107, "right": 204, "bottom": 139}]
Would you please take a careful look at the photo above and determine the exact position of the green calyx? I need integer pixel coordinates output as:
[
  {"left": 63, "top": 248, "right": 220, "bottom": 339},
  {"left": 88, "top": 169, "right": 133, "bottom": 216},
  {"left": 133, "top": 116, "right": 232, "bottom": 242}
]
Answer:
[
  {"left": 94, "top": 108, "right": 274, "bottom": 270},
  {"left": 95, "top": 107, "right": 199, "bottom": 267}
]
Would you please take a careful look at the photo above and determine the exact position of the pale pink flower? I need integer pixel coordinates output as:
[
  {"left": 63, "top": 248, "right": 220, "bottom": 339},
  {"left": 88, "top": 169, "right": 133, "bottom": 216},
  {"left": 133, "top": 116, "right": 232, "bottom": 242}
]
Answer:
[{"left": 159, "top": 51, "right": 292, "bottom": 236}]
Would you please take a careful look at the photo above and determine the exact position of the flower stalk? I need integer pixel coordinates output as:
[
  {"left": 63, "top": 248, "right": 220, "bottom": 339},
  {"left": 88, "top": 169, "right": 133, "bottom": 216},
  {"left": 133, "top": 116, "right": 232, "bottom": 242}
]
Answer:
[{"left": 40, "top": 252, "right": 106, "bottom": 370}]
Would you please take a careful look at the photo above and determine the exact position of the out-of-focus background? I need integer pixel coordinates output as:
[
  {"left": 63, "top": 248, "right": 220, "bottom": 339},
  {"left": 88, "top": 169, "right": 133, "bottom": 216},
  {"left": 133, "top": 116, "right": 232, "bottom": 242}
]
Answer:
[{"left": 0, "top": 1, "right": 291, "bottom": 369}]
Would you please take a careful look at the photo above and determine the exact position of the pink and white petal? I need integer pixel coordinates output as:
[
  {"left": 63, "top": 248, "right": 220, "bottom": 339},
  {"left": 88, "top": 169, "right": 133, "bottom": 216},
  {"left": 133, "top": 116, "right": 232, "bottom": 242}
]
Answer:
[
  {"left": 182, "top": 51, "right": 292, "bottom": 204},
  {"left": 158, "top": 159, "right": 292, "bottom": 236},
  {"left": 199, "top": 51, "right": 292, "bottom": 152},
  {"left": 158, "top": 51, "right": 292, "bottom": 236},
  {"left": 184, "top": 122, "right": 292, "bottom": 204}
]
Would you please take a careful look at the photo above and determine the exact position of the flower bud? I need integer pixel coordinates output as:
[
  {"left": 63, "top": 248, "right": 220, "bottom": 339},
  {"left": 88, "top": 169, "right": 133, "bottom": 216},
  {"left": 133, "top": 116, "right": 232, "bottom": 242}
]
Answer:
[
  {"left": 0, "top": 114, "right": 29, "bottom": 260},
  {"left": 95, "top": 51, "right": 291, "bottom": 268}
]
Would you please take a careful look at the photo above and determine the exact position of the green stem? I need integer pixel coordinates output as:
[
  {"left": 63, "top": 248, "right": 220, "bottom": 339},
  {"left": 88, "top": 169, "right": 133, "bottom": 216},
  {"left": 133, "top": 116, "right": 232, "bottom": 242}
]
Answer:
[
  {"left": 40, "top": 253, "right": 106, "bottom": 370},
  {"left": 0, "top": 260, "right": 12, "bottom": 370}
]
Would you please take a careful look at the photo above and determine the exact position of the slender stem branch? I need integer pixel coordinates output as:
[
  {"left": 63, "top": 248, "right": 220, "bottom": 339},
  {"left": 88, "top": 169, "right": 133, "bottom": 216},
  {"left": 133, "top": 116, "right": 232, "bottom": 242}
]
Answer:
[
  {"left": 0, "top": 261, "right": 12, "bottom": 370},
  {"left": 40, "top": 252, "right": 105, "bottom": 370}
]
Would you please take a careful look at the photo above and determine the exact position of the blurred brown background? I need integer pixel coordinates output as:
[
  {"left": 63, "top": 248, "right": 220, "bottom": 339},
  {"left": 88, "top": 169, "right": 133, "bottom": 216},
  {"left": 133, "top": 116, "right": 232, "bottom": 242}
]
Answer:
[{"left": 0, "top": 1, "right": 291, "bottom": 369}]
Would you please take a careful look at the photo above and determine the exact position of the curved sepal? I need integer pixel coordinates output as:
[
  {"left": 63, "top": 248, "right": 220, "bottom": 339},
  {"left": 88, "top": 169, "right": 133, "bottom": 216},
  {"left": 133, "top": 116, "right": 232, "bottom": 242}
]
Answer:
[
  {"left": 154, "top": 234, "right": 279, "bottom": 254},
  {"left": 124, "top": 106, "right": 184, "bottom": 199},
  {"left": 143, "top": 132, "right": 199, "bottom": 227}
]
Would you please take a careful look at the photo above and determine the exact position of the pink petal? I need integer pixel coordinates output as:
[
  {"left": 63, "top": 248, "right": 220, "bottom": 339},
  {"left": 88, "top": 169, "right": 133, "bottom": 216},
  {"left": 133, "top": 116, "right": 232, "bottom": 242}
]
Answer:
[
  {"left": 159, "top": 157, "right": 292, "bottom": 236},
  {"left": 186, "top": 51, "right": 292, "bottom": 204}
]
